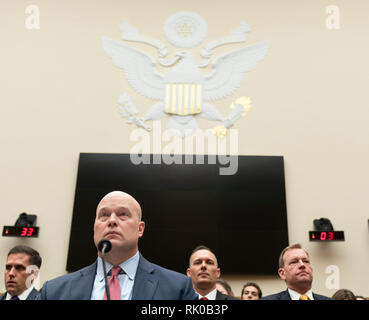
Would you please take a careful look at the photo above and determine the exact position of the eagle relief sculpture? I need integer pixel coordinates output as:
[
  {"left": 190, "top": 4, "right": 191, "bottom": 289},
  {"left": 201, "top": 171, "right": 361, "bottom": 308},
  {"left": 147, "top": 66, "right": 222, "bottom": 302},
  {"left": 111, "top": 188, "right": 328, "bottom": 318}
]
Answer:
[{"left": 102, "top": 11, "right": 269, "bottom": 138}]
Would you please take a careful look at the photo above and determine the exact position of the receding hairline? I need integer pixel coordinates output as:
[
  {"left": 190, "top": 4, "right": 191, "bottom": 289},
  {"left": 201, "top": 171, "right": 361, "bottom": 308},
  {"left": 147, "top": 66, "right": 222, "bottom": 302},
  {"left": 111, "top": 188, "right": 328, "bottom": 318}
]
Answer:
[
  {"left": 278, "top": 243, "right": 309, "bottom": 268},
  {"left": 189, "top": 245, "right": 218, "bottom": 267},
  {"left": 96, "top": 191, "right": 142, "bottom": 220}
]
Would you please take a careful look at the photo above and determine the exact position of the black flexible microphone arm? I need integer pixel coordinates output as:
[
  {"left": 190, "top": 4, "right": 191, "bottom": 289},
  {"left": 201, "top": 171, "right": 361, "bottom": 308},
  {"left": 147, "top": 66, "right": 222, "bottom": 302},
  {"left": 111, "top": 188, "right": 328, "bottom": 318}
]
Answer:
[{"left": 97, "top": 239, "right": 112, "bottom": 300}]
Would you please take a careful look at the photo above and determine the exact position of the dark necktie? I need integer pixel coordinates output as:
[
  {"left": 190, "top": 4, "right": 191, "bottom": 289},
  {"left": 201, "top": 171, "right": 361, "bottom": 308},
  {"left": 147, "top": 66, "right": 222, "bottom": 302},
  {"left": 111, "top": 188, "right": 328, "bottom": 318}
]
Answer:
[{"left": 10, "top": 295, "right": 20, "bottom": 300}]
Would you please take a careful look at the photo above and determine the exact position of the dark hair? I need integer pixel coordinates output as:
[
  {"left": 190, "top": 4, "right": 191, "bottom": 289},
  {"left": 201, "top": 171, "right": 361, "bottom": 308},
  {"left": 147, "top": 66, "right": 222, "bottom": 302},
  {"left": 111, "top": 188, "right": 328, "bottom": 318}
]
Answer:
[
  {"left": 8, "top": 245, "right": 42, "bottom": 268},
  {"left": 332, "top": 289, "right": 356, "bottom": 300},
  {"left": 216, "top": 278, "right": 234, "bottom": 296},
  {"left": 241, "top": 282, "right": 263, "bottom": 298},
  {"left": 191, "top": 245, "right": 213, "bottom": 254},
  {"left": 189, "top": 245, "right": 218, "bottom": 266}
]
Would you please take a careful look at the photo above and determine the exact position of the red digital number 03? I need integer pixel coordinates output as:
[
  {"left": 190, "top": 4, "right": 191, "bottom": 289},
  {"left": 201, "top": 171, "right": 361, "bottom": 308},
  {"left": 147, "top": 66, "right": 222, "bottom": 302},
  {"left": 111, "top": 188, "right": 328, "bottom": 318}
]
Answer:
[{"left": 320, "top": 231, "right": 334, "bottom": 240}]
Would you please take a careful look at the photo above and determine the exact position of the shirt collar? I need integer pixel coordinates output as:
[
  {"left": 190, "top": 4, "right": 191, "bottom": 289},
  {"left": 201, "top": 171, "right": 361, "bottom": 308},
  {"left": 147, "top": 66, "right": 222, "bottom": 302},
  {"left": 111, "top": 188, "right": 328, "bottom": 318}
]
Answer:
[
  {"left": 288, "top": 288, "right": 314, "bottom": 300},
  {"left": 96, "top": 251, "right": 140, "bottom": 282},
  {"left": 6, "top": 286, "right": 34, "bottom": 300},
  {"left": 198, "top": 288, "right": 218, "bottom": 300}
]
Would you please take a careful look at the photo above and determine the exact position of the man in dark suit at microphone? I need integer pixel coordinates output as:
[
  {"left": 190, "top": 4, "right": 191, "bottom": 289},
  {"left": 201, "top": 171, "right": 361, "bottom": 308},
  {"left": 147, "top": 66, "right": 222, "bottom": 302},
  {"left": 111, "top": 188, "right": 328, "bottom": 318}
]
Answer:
[{"left": 39, "top": 191, "right": 197, "bottom": 300}]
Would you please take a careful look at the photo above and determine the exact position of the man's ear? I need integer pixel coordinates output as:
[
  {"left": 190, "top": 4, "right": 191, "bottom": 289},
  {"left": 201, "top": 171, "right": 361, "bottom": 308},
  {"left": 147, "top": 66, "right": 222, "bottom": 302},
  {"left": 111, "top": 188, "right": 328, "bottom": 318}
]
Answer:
[
  {"left": 278, "top": 267, "right": 286, "bottom": 280},
  {"left": 186, "top": 268, "right": 191, "bottom": 277},
  {"left": 138, "top": 221, "right": 145, "bottom": 238}
]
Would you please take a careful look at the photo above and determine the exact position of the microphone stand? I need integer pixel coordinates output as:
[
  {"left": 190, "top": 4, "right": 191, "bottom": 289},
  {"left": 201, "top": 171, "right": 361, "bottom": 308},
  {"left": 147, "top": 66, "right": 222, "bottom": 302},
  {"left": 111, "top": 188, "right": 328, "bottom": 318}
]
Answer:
[
  {"left": 98, "top": 239, "right": 112, "bottom": 301},
  {"left": 101, "top": 244, "right": 111, "bottom": 300}
]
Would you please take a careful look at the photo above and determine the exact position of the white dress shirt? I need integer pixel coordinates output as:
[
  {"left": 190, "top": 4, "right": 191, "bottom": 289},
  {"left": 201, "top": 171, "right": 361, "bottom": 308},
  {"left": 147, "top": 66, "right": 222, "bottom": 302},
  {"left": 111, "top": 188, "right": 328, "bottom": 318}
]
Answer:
[
  {"left": 5, "top": 286, "right": 35, "bottom": 300},
  {"left": 198, "top": 288, "right": 218, "bottom": 300},
  {"left": 90, "top": 251, "right": 139, "bottom": 300},
  {"left": 287, "top": 288, "right": 314, "bottom": 300}
]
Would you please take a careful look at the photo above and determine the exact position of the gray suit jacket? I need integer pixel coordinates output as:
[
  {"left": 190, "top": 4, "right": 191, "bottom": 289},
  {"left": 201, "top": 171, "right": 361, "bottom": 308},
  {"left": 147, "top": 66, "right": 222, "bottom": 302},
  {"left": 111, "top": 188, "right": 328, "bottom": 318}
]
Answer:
[
  {"left": 39, "top": 254, "right": 198, "bottom": 300},
  {"left": 261, "top": 289, "right": 332, "bottom": 300},
  {"left": 0, "top": 288, "right": 39, "bottom": 300}
]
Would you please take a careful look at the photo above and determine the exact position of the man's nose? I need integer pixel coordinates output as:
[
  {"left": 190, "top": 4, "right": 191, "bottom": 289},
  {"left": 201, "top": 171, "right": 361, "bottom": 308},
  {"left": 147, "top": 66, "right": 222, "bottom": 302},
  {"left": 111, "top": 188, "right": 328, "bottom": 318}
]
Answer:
[
  {"left": 107, "top": 213, "right": 118, "bottom": 226},
  {"left": 8, "top": 267, "right": 16, "bottom": 276}
]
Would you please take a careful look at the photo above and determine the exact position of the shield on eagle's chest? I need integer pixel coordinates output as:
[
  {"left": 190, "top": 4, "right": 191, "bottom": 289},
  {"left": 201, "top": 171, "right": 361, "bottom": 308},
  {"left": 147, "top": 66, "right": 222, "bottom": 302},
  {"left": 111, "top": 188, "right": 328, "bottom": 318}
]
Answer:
[
  {"left": 164, "top": 66, "right": 204, "bottom": 116},
  {"left": 165, "top": 82, "right": 202, "bottom": 115}
]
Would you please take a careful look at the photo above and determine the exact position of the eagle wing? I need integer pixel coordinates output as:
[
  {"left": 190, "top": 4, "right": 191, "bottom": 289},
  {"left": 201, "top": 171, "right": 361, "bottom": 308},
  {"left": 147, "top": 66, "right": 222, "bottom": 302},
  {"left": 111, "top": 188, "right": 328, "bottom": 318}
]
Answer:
[
  {"left": 102, "top": 36, "right": 165, "bottom": 100},
  {"left": 203, "top": 40, "right": 269, "bottom": 101}
]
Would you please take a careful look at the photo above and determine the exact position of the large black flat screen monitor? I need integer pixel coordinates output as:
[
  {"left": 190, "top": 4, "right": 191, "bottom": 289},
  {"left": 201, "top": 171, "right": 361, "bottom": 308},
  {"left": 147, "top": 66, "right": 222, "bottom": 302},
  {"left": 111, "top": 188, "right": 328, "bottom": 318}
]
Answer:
[{"left": 67, "top": 153, "right": 288, "bottom": 275}]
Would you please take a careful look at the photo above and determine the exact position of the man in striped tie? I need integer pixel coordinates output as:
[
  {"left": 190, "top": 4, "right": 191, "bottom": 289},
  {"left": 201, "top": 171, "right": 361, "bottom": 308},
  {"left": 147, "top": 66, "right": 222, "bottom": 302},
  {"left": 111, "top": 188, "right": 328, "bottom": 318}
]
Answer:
[{"left": 39, "top": 191, "right": 198, "bottom": 300}]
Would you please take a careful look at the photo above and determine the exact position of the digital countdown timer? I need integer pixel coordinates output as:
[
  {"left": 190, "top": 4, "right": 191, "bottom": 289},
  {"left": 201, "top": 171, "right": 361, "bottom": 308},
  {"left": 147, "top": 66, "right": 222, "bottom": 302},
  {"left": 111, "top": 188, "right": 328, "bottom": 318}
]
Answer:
[
  {"left": 2, "top": 226, "right": 39, "bottom": 238},
  {"left": 309, "top": 231, "right": 344, "bottom": 241}
]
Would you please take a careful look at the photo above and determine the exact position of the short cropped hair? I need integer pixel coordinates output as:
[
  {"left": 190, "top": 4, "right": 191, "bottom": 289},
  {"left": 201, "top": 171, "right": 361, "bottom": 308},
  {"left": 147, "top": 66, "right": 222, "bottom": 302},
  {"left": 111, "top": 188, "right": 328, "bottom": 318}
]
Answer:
[
  {"left": 278, "top": 243, "right": 309, "bottom": 268},
  {"left": 188, "top": 245, "right": 218, "bottom": 266},
  {"left": 8, "top": 245, "right": 42, "bottom": 268}
]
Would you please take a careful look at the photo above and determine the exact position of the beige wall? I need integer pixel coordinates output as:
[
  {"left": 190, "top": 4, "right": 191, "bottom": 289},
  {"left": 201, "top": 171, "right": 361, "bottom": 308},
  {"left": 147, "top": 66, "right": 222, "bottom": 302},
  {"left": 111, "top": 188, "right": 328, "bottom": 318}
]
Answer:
[{"left": 1, "top": 0, "right": 368, "bottom": 298}]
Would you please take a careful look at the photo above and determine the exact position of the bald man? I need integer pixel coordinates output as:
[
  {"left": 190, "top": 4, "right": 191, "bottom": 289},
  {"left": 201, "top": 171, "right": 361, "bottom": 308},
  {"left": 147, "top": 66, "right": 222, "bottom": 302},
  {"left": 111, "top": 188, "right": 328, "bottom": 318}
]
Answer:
[{"left": 40, "top": 191, "right": 197, "bottom": 300}]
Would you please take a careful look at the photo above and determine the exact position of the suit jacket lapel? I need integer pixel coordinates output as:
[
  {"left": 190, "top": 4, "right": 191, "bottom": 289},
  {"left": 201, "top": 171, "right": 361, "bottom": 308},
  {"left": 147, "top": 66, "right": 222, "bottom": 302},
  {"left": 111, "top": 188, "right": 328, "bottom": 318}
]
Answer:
[
  {"left": 0, "top": 288, "right": 39, "bottom": 300},
  {"left": 131, "top": 254, "right": 158, "bottom": 300},
  {"left": 26, "top": 288, "right": 40, "bottom": 300},
  {"left": 70, "top": 262, "right": 97, "bottom": 300},
  {"left": 282, "top": 289, "right": 292, "bottom": 300},
  {"left": 216, "top": 291, "right": 227, "bottom": 300},
  {"left": 312, "top": 293, "right": 328, "bottom": 300}
]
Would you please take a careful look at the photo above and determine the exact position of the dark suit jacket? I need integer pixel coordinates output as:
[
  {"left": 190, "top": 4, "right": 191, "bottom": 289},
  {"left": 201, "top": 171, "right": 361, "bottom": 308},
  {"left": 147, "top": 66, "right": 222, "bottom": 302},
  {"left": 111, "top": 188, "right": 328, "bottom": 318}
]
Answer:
[
  {"left": 39, "top": 254, "right": 198, "bottom": 300},
  {"left": 0, "top": 288, "right": 39, "bottom": 300},
  {"left": 216, "top": 291, "right": 239, "bottom": 300},
  {"left": 261, "top": 289, "right": 332, "bottom": 300}
]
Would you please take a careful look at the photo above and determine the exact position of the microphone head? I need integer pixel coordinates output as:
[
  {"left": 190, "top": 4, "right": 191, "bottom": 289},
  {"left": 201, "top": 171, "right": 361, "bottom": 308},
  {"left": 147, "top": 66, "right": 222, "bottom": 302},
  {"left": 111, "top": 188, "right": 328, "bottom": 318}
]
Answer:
[{"left": 97, "top": 239, "right": 112, "bottom": 253}]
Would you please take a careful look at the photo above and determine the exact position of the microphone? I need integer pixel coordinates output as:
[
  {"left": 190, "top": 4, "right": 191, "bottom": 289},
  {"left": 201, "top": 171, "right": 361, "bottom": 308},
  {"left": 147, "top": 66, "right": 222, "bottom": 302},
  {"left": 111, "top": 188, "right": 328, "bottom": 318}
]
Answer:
[
  {"left": 98, "top": 239, "right": 112, "bottom": 253},
  {"left": 97, "top": 239, "right": 112, "bottom": 300}
]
